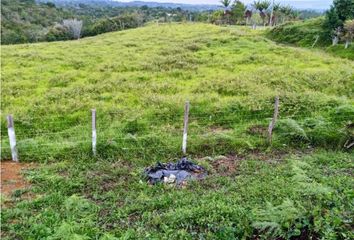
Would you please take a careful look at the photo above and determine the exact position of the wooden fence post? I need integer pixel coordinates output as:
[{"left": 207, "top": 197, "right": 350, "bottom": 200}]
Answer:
[
  {"left": 312, "top": 35, "right": 320, "bottom": 48},
  {"left": 182, "top": 101, "right": 190, "bottom": 155},
  {"left": 268, "top": 96, "right": 279, "bottom": 144},
  {"left": 7, "top": 115, "right": 18, "bottom": 162},
  {"left": 92, "top": 109, "right": 97, "bottom": 156}
]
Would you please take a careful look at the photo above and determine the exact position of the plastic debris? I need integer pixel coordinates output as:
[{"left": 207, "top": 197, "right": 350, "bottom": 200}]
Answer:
[{"left": 144, "top": 157, "right": 206, "bottom": 185}]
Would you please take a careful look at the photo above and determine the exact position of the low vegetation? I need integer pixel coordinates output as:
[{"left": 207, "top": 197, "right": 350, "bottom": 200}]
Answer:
[
  {"left": 1, "top": 23, "right": 353, "bottom": 239},
  {"left": 267, "top": 17, "right": 354, "bottom": 59}
]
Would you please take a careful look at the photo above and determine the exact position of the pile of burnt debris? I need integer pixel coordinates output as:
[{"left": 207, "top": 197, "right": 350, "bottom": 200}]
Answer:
[{"left": 144, "top": 157, "right": 207, "bottom": 185}]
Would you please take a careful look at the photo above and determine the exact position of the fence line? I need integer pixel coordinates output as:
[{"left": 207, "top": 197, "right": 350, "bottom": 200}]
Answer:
[
  {"left": 2, "top": 116, "right": 348, "bottom": 140},
  {"left": 2, "top": 97, "right": 353, "bottom": 161},
  {"left": 3, "top": 114, "right": 351, "bottom": 129}
]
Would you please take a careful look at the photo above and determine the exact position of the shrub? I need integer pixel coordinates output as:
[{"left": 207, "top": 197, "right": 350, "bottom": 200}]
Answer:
[
  {"left": 275, "top": 119, "right": 308, "bottom": 143},
  {"left": 303, "top": 118, "right": 346, "bottom": 148}
]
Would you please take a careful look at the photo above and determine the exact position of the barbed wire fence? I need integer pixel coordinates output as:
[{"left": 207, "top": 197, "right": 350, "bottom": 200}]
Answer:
[{"left": 1, "top": 97, "right": 352, "bottom": 162}]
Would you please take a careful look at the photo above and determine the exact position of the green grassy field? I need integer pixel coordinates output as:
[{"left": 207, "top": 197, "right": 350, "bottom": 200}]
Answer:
[{"left": 1, "top": 23, "right": 354, "bottom": 239}]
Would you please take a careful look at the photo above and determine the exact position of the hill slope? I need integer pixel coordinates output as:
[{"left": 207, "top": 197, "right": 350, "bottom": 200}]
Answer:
[
  {"left": 267, "top": 17, "right": 354, "bottom": 60},
  {"left": 1, "top": 24, "right": 354, "bottom": 239}
]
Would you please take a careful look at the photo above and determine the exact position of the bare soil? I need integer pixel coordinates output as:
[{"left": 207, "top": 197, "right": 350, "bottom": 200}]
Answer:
[
  {"left": 1, "top": 161, "right": 32, "bottom": 196},
  {"left": 208, "top": 149, "right": 311, "bottom": 176}
]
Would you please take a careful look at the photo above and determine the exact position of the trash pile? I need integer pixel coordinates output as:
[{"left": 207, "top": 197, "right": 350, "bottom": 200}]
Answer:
[{"left": 144, "top": 157, "right": 207, "bottom": 185}]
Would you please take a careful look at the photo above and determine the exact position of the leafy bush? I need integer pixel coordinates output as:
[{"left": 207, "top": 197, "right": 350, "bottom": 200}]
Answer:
[
  {"left": 275, "top": 119, "right": 308, "bottom": 143},
  {"left": 303, "top": 118, "right": 346, "bottom": 148},
  {"left": 45, "top": 23, "right": 72, "bottom": 41}
]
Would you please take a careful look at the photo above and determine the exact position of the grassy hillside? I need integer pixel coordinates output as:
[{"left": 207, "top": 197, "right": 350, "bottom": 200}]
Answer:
[
  {"left": 1, "top": 23, "right": 354, "bottom": 239},
  {"left": 267, "top": 17, "right": 354, "bottom": 60}
]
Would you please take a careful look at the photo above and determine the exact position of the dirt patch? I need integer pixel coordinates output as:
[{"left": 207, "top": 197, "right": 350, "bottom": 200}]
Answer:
[
  {"left": 1, "top": 161, "right": 32, "bottom": 196},
  {"left": 209, "top": 126, "right": 232, "bottom": 133},
  {"left": 210, "top": 155, "right": 240, "bottom": 176},
  {"left": 247, "top": 125, "right": 268, "bottom": 136},
  {"left": 205, "top": 149, "right": 311, "bottom": 176}
]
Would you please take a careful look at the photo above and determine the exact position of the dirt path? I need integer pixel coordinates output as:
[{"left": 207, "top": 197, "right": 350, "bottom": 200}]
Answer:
[{"left": 1, "top": 161, "right": 32, "bottom": 196}]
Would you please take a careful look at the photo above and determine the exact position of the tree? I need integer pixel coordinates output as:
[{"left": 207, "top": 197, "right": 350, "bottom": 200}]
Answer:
[
  {"left": 323, "top": 6, "right": 342, "bottom": 45},
  {"left": 211, "top": 10, "right": 224, "bottom": 25},
  {"left": 220, "top": 0, "right": 232, "bottom": 24},
  {"left": 245, "top": 9, "right": 253, "bottom": 25},
  {"left": 270, "top": 3, "right": 281, "bottom": 25},
  {"left": 220, "top": 0, "right": 232, "bottom": 11},
  {"left": 323, "top": 0, "right": 354, "bottom": 42},
  {"left": 253, "top": 0, "right": 271, "bottom": 25},
  {"left": 343, "top": 19, "right": 354, "bottom": 48},
  {"left": 45, "top": 23, "right": 71, "bottom": 41},
  {"left": 279, "top": 5, "right": 297, "bottom": 24},
  {"left": 63, "top": 19, "right": 83, "bottom": 40},
  {"left": 334, "top": 0, "right": 354, "bottom": 21},
  {"left": 231, "top": 1, "right": 246, "bottom": 24}
]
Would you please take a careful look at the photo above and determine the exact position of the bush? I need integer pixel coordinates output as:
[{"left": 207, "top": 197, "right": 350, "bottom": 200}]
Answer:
[
  {"left": 275, "top": 119, "right": 308, "bottom": 144},
  {"left": 303, "top": 118, "right": 346, "bottom": 148},
  {"left": 45, "top": 23, "right": 72, "bottom": 41}
]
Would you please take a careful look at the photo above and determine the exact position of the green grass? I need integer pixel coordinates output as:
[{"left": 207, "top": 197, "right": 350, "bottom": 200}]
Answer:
[
  {"left": 267, "top": 17, "right": 354, "bottom": 60},
  {"left": 1, "top": 23, "right": 354, "bottom": 239},
  {"left": 2, "top": 151, "right": 353, "bottom": 239}
]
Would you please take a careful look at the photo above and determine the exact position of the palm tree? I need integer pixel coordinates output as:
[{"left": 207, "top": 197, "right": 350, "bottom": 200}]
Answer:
[
  {"left": 220, "top": 0, "right": 232, "bottom": 13},
  {"left": 220, "top": 0, "right": 232, "bottom": 24},
  {"left": 279, "top": 5, "right": 297, "bottom": 23},
  {"left": 253, "top": 0, "right": 271, "bottom": 26},
  {"left": 269, "top": 2, "right": 281, "bottom": 26}
]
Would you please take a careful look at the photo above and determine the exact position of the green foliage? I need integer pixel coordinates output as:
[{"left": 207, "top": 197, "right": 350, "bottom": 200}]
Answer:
[
  {"left": 252, "top": 200, "right": 304, "bottom": 238},
  {"left": 253, "top": 0, "right": 271, "bottom": 12},
  {"left": 333, "top": 0, "right": 354, "bottom": 22},
  {"left": 220, "top": 0, "right": 232, "bottom": 8},
  {"left": 88, "top": 13, "right": 143, "bottom": 36},
  {"left": 303, "top": 118, "right": 346, "bottom": 148},
  {"left": 45, "top": 23, "right": 72, "bottom": 41},
  {"left": 1, "top": 0, "right": 72, "bottom": 44},
  {"left": 267, "top": 17, "right": 354, "bottom": 60},
  {"left": 275, "top": 119, "right": 308, "bottom": 143},
  {"left": 322, "top": 0, "right": 354, "bottom": 39},
  {"left": 1, "top": 0, "right": 210, "bottom": 44},
  {"left": 231, "top": 1, "right": 246, "bottom": 24},
  {"left": 323, "top": 6, "right": 342, "bottom": 39},
  {"left": 268, "top": 17, "right": 329, "bottom": 46}
]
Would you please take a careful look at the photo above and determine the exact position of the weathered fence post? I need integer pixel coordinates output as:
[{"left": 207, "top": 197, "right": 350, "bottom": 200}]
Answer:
[
  {"left": 268, "top": 96, "right": 279, "bottom": 144},
  {"left": 92, "top": 109, "right": 97, "bottom": 156},
  {"left": 182, "top": 101, "right": 190, "bottom": 155},
  {"left": 7, "top": 115, "right": 18, "bottom": 162},
  {"left": 312, "top": 35, "right": 320, "bottom": 48}
]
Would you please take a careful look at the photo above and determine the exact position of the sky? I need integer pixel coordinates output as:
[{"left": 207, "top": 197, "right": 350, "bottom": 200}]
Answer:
[{"left": 118, "top": 0, "right": 332, "bottom": 10}]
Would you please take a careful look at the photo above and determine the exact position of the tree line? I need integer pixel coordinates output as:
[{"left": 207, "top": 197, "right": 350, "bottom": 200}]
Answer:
[
  {"left": 1, "top": 0, "right": 207, "bottom": 44},
  {"left": 212, "top": 0, "right": 321, "bottom": 26},
  {"left": 1, "top": 0, "right": 325, "bottom": 45}
]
